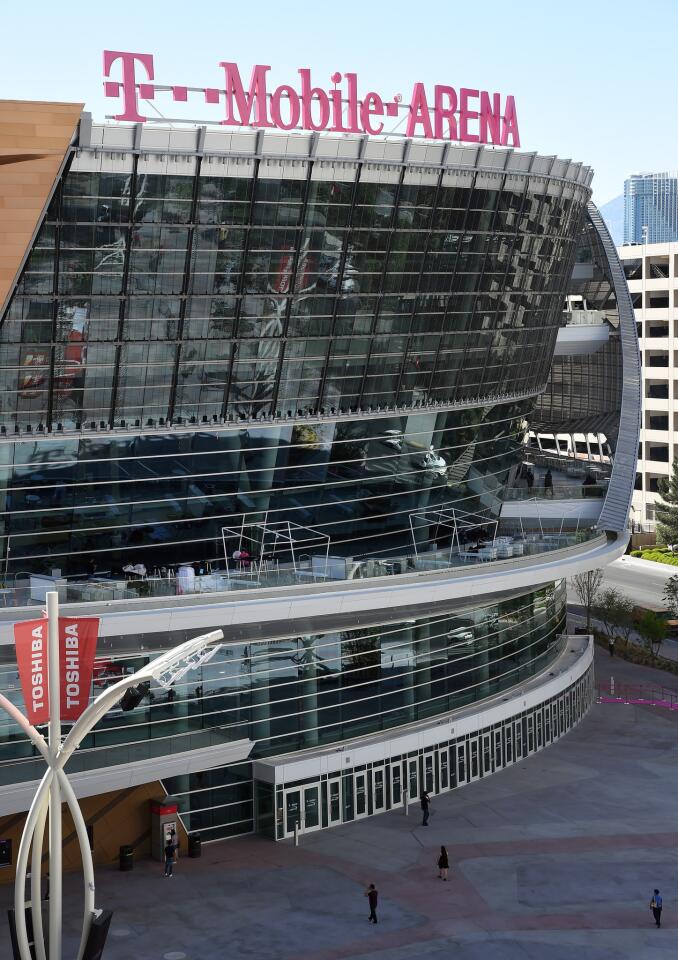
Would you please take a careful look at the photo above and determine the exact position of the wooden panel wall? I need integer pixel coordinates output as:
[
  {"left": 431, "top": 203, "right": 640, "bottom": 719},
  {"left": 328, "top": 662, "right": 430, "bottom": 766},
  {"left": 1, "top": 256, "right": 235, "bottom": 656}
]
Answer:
[
  {"left": 0, "top": 780, "right": 188, "bottom": 884},
  {"left": 0, "top": 100, "right": 83, "bottom": 317}
]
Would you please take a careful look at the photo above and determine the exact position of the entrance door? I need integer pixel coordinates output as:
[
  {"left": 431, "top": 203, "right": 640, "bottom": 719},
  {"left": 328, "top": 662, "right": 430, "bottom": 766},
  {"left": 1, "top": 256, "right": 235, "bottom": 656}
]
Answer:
[
  {"left": 504, "top": 723, "right": 513, "bottom": 764},
  {"left": 514, "top": 719, "right": 523, "bottom": 760},
  {"left": 456, "top": 742, "right": 467, "bottom": 784},
  {"left": 407, "top": 758, "right": 419, "bottom": 804},
  {"left": 494, "top": 729, "right": 502, "bottom": 769},
  {"left": 467, "top": 737, "right": 480, "bottom": 781},
  {"left": 373, "top": 766, "right": 386, "bottom": 813},
  {"left": 285, "top": 789, "right": 302, "bottom": 835},
  {"left": 439, "top": 748, "right": 449, "bottom": 791},
  {"left": 482, "top": 733, "right": 493, "bottom": 776},
  {"left": 328, "top": 778, "right": 341, "bottom": 826},
  {"left": 423, "top": 752, "right": 435, "bottom": 793},
  {"left": 354, "top": 772, "right": 368, "bottom": 819},
  {"left": 303, "top": 785, "right": 321, "bottom": 832},
  {"left": 391, "top": 762, "right": 403, "bottom": 807}
]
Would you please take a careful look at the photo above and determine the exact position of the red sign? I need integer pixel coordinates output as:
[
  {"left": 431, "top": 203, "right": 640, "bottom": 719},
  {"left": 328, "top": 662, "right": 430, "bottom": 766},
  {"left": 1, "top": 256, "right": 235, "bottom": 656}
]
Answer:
[
  {"left": 14, "top": 617, "right": 100, "bottom": 724},
  {"left": 103, "top": 51, "right": 520, "bottom": 147},
  {"left": 59, "top": 617, "right": 99, "bottom": 722},
  {"left": 14, "top": 619, "right": 49, "bottom": 725}
]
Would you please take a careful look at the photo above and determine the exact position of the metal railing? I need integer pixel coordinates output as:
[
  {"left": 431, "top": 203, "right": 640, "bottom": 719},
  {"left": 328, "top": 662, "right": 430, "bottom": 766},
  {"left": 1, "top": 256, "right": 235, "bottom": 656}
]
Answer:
[
  {"left": 596, "top": 681, "right": 678, "bottom": 711},
  {"left": 0, "top": 527, "right": 600, "bottom": 609},
  {"left": 504, "top": 484, "right": 606, "bottom": 501}
]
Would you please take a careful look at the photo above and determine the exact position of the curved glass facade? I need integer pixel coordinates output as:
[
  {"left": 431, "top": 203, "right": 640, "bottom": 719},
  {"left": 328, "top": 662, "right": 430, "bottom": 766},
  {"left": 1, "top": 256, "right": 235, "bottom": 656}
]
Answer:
[
  {"left": 0, "top": 148, "right": 591, "bottom": 576},
  {"left": 0, "top": 582, "right": 566, "bottom": 771},
  {"left": 2, "top": 167, "right": 584, "bottom": 429},
  {"left": 2, "top": 400, "right": 531, "bottom": 572}
]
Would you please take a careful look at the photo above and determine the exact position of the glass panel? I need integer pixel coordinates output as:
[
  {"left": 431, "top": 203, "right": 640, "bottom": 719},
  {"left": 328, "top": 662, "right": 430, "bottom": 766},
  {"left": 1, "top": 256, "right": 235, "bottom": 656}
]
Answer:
[
  {"left": 285, "top": 790, "right": 301, "bottom": 834},
  {"left": 355, "top": 774, "right": 367, "bottom": 816},
  {"left": 304, "top": 786, "right": 320, "bottom": 829}
]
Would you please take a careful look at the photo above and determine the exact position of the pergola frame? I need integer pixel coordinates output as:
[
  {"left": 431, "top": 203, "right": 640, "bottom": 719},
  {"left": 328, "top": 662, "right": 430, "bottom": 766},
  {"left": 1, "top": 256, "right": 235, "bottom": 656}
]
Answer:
[
  {"left": 409, "top": 505, "right": 498, "bottom": 560},
  {"left": 222, "top": 517, "right": 331, "bottom": 579}
]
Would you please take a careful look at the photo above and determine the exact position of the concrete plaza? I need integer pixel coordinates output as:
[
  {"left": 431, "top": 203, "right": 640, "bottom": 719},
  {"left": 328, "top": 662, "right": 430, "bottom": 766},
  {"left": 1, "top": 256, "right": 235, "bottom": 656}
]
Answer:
[{"left": 4, "top": 648, "right": 678, "bottom": 960}]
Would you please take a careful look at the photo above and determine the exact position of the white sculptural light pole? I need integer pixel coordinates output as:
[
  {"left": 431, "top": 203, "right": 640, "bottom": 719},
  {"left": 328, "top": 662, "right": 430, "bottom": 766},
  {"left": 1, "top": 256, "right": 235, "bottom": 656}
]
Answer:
[{"left": 3, "top": 590, "right": 223, "bottom": 960}]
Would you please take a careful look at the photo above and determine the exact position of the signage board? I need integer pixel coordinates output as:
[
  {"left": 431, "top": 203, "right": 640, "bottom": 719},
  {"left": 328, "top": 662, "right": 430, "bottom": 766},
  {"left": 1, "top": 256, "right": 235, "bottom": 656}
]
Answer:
[
  {"left": 103, "top": 50, "right": 520, "bottom": 146},
  {"left": 13, "top": 617, "right": 100, "bottom": 725}
]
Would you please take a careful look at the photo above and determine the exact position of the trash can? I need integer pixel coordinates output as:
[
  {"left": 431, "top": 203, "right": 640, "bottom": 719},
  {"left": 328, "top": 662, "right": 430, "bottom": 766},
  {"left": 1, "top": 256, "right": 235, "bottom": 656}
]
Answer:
[
  {"left": 188, "top": 834, "right": 201, "bottom": 859},
  {"left": 119, "top": 844, "right": 134, "bottom": 872}
]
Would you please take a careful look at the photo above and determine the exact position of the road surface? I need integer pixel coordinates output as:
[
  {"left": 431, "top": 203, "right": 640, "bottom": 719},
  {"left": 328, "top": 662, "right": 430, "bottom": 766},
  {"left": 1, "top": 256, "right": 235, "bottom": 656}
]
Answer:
[{"left": 599, "top": 554, "right": 675, "bottom": 611}]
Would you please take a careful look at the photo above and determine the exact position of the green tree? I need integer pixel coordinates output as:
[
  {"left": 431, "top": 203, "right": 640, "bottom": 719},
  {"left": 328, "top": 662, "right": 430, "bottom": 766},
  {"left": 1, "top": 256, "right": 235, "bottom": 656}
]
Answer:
[
  {"left": 637, "top": 610, "right": 667, "bottom": 659},
  {"left": 593, "top": 588, "right": 634, "bottom": 640},
  {"left": 570, "top": 569, "right": 604, "bottom": 632},
  {"left": 662, "top": 575, "right": 678, "bottom": 618},
  {"left": 655, "top": 458, "right": 678, "bottom": 549}
]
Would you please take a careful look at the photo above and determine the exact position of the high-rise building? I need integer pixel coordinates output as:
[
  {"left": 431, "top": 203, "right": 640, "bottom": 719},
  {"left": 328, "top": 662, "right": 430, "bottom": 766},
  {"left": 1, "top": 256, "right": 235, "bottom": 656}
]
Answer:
[
  {"left": 619, "top": 240, "right": 678, "bottom": 526},
  {"left": 0, "top": 98, "right": 639, "bottom": 855},
  {"left": 624, "top": 172, "right": 678, "bottom": 245}
]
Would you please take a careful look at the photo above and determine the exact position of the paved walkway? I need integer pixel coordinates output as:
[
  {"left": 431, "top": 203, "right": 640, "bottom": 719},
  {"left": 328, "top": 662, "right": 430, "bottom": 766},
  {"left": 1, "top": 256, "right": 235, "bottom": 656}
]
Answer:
[{"left": 4, "top": 648, "right": 678, "bottom": 960}]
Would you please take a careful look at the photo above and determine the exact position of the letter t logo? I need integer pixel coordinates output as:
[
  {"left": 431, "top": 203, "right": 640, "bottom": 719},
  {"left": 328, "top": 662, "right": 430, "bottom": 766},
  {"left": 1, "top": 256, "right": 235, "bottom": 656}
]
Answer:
[{"left": 103, "top": 50, "right": 155, "bottom": 122}]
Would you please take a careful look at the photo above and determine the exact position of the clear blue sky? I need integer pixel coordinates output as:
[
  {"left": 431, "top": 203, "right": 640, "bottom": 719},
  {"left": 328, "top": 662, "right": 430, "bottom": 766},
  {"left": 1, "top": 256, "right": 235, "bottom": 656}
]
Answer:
[{"left": 3, "top": 0, "right": 673, "bottom": 204}]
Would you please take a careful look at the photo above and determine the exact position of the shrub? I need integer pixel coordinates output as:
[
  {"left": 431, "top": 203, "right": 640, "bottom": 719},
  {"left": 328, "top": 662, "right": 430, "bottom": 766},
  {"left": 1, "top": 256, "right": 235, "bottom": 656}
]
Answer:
[{"left": 636, "top": 549, "right": 678, "bottom": 567}]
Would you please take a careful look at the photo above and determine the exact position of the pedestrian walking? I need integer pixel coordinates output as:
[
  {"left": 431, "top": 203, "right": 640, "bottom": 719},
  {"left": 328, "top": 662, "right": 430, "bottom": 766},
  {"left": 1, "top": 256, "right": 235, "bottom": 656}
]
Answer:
[
  {"left": 526, "top": 468, "right": 534, "bottom": 493},
  {"left": 437, "top": 845, "right": 449, "bottom": 880},
  {"left": 163, "top": 835, "right": 178, "bottom": 878},
  {"left": 650, "top": 888, "right": 663, "bottom": 927},
  {"left": 421, "top": 790, "right": 431, "bottom": 826},
  {"left": 544, "top": 468, "right": 553, "bottom": 497},
  {"left": 364, "top": 883, "right": 378, "bottom": 923},
  {"left": 608, "top": 636, "right": 615, "bottom": 657}
]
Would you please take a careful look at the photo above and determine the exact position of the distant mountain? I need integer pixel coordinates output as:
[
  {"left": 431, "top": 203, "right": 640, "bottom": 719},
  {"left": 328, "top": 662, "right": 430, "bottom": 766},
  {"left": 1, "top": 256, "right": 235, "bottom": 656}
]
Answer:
[{"left": 599, "top": 194, "right": 624, "bottom": 246}]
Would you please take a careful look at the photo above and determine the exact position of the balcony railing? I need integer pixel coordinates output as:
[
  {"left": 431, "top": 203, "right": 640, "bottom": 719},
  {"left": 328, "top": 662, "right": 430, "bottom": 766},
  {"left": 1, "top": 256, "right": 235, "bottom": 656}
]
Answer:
[
  {"left": 504, "top": 484, "right": 606, "bottom": 501},
  {"left": 0, "top": 527, "right": 600, "bottom": 610}
]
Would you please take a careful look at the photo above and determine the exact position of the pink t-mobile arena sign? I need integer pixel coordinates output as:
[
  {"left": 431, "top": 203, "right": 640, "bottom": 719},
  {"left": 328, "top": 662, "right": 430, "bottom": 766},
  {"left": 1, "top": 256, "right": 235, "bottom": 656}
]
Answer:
[{"left": 102, "top": 50, "right": 520, "bottom": 147}]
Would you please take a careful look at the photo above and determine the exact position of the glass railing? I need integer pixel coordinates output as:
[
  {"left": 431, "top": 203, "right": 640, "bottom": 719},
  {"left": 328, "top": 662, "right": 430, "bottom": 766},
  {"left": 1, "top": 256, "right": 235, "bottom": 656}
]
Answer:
[
  {"left": 504, "top": 484, "right": 606, "bottom": 501},
  {"left": 0, "top": 526, "right": 600, "bottom": 609}
]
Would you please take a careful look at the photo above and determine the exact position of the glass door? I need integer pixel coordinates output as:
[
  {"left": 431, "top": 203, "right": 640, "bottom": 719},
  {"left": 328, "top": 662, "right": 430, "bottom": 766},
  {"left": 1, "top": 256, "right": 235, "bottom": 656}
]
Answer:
[
  {"left": 494, "top": 729, "right": 502, "bottom": 769},
  {"left": 439, "top": 748, "right": 449, "bottom": 791},
  {"left": 303, "top": 785, "right": 321, "bottom": 832},
  {"left": 504, "top": 724, "right": 513, "bottom": 765},
  {"left": 285, "top": 789, "right": 302, "bottom": 836},
  {"left": 456, "top": 742, "right": 467, "bottom": 784},
  {"left": 482, "top": 733, "right": 493, "bottom": 776},
  {"left": 467, "top": 737, "right": 480, "bottom": 781},
  {"left": 407, "top": 758, "right": 418, "bottom": 804},
  {"left": 328, "top": 778, "right": 341, "bottom": 825},
  {"left": 354, "top": 771, "right": 368, "bottom": 819},
  {"left": 391, "top": 762, "right": 403, "bottom": 807},
  {"left": 373, "top": 766, "right": 386, "bottom": 813},
  {"left": 423, "top": 752, "right": 435, "bottom": 793}
]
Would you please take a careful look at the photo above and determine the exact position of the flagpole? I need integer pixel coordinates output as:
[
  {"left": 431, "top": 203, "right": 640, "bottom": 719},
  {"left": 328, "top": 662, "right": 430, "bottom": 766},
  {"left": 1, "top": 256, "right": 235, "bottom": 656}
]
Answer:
[{"left": 46, "top": 591, "right": 61, "bottom": 960}]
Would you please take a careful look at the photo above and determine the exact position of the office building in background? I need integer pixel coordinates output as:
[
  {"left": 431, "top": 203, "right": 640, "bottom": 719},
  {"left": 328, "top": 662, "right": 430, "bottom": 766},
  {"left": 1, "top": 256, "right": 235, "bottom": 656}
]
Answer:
[
  {"left": 624, "top": 172, "right": 678, "bottom": 245},
  {"left": 619, "top": 241, "right": 678, "bottom": 527}
]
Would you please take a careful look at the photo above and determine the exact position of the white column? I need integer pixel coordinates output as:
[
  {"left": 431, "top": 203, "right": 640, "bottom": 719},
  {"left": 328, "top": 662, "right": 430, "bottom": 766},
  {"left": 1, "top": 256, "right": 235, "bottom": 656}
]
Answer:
[{"left": 47, "top": 591, "right": 62, "bottom": 960}]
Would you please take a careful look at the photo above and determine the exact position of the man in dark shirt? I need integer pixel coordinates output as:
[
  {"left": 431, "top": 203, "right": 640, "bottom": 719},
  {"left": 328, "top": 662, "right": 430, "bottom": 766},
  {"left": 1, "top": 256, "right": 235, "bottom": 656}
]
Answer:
[
  {"left": 421, "top": 790, "right": 431, "bottom": 826},
  {"left": 365, "top": 883, "right": 378, "bottom": 923},
  {"left": 651, "top": 889, "right": 663, "bottom": 927},
  {"left": 164, "top": 832, "right": 178, "bottom": 877}
]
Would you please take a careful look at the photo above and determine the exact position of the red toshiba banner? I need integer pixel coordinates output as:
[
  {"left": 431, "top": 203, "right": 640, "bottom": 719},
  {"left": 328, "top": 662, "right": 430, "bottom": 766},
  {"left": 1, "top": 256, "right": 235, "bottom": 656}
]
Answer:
[
  {"left": 14, "top": 617, "right": 100, "bottom": 724},
  {"left": 58, "top": 617, "right": 99, "bottom": 722},
  {"left": 14, "top": 618, "right": 50, "bottom": 725}
]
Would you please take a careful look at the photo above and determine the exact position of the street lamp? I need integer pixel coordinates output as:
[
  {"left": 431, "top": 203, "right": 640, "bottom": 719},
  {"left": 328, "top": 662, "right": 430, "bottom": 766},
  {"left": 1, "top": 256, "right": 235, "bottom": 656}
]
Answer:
[{"left": 3, "top": 591, "right": 223, "bottom": 960}]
